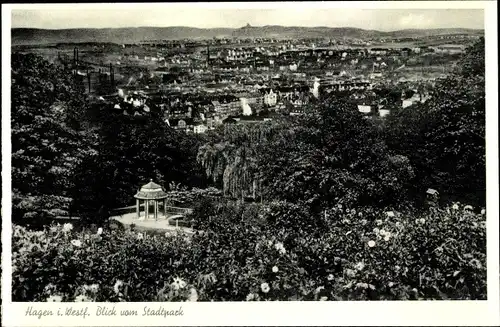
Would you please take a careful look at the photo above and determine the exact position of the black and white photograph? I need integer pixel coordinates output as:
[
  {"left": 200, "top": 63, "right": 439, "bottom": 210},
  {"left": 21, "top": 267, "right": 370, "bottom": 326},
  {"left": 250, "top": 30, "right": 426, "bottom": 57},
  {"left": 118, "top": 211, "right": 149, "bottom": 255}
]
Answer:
[{"left": 1, "top": 1, "right": 499, "bottom": 325}]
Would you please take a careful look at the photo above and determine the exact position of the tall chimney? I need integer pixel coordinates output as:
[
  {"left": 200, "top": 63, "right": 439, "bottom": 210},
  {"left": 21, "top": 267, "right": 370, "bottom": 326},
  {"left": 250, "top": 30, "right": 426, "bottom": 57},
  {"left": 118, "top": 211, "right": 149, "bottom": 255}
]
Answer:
[
  {"left": 87, "top": 69, "right": 91, "bottom": 93},
  {"left": 75, "top": 48, "right": 79, "bottom": 69},
  {"left": 207, "top": 44, "right": 210, "bottom": 67},
  {"left": 110, "top": 64, "right": 114, "bottom": 89}
]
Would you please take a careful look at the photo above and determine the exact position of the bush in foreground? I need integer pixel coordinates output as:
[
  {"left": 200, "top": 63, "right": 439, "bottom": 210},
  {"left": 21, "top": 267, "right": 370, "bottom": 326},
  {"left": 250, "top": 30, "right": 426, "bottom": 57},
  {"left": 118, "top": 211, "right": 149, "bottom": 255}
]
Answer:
[{"left": 12, "top": 203, "right": 486, "bottom": 302}]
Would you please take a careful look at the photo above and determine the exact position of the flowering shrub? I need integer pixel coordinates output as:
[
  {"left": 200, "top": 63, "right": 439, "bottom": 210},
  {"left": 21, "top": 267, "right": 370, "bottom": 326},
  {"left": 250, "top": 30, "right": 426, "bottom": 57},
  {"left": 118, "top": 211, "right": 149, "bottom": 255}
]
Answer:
[{"left": 12, "top": 203, "right": 486, "bottom": 302}]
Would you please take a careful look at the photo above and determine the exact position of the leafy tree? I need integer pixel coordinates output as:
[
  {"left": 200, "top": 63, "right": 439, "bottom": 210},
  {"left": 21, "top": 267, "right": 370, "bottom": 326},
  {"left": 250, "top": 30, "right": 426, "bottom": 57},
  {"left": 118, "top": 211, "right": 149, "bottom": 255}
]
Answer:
[
  {"left": 11, "top": 53, "right": 97, "bottom": 222},
  {"left": 258, "top": 99, "right": 414, "bottom": 210},
  {"left": 384, "top": 38, "right": 485, "bottom": 206},
  {"left": 197, "top": 123, "right": 283, "bottom": 200}
]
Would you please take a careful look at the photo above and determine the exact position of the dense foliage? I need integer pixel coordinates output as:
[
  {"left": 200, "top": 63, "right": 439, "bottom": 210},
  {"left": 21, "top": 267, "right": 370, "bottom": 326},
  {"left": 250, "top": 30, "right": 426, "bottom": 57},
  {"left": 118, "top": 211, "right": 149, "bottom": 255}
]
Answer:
[
  {"left": 384, "top": 38, "right": 486, "bottom": 207},
  {"left": 11, "top": 53, "right": 96, "bottom": 221},
  {"left": 13, "top": 203, "right": 486, "bottom": 301},
  {"left": 11, "top": 53, "right": 206, "bottom": 223}
]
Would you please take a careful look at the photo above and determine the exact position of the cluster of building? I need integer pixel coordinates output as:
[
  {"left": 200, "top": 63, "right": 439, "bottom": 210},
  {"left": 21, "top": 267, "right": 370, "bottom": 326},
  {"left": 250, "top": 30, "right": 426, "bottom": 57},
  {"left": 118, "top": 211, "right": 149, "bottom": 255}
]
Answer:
[{"left": 60, "top": 34, "right": 475, "bottom": 134}]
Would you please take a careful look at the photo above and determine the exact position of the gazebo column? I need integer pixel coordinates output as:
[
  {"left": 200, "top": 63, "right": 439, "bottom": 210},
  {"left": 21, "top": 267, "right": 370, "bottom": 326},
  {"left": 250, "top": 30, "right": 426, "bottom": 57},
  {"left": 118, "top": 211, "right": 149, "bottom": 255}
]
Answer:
[
  {"left": 154, "top": 200, "right": 158, "bottom": 220},
  {"left": 136, "top": 199, "right": 140, "bottom": 219},
  {"left": 145, "top": 200, "right": 149, "bottom": 219},
  {"left": 164, "top": 198, "right": 167, "bottom": 217}
]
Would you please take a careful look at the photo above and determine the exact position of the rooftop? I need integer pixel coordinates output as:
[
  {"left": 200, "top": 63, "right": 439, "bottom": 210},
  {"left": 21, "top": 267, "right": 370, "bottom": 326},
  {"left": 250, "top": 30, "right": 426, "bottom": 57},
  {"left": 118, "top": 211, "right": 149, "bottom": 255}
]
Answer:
[{"left": 134, "top": 179, "right": 168, "bottom": 199}]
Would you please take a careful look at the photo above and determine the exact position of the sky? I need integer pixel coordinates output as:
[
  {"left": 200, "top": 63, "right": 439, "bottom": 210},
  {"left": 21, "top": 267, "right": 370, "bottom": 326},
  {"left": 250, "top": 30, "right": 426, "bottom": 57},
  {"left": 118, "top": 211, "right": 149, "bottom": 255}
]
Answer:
[{"left": 11, "top": 5, "right": 484, "bottom": 31}]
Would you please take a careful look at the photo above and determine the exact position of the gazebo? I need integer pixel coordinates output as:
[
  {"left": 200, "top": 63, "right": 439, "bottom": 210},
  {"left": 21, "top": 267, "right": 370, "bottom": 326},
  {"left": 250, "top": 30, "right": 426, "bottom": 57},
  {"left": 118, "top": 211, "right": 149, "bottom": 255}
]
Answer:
[{"left": 134, "top": 180, "right": 168, "bottom": 220}]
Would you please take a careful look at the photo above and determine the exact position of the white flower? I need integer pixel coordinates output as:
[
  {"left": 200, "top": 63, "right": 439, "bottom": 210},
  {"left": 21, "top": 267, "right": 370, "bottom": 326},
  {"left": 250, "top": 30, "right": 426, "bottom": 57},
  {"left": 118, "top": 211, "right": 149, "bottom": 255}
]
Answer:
[
  {"left": 464, "top": 205, "right": 473, "bottom": 211},
  {"left": 419, "top": 218, "right": 426, "bottom": 224},
  {"left": 327, "top": 274, "right": 334, "bottom": 281},
  {"left": 320, "top": 296, "right": 328, "bottom": 301},
  {"left": 89, "top": 284, "right": 99, "bottom": 293},
  {"left": 395, "top": 265, "right": 401, "bottom": 271},
  {"left": 376, "top": 220, "right": 383, "bottom": 226},
  {"left": 261, "top": 282, "right": 270, "bottom": 293},
  {"left": 71, "top": 239, "right": 82, "bottom": 247},
  {"left": 187, "top": 288, "right": 198, "bottom": 302},
  {"left": 386, "top": 211, "right": 395, "bottom": 217},
  {"left": 346, "top": 268, "right": 357, "bottom": 278},
  {"left": 97, "top": 227, "right": 103, "bottom": 235},
  {"left": 113, "top": 280, "right": 123, "bottom": 294},
  {"left": 358, "top": 212, "right": 363, "bottom": 217},
  {"left": 46, "top": 295, "right": 62, "bottom": 302},
  {"left": 481, "top": 208, "right": 486, "bottom": 215},
  {"left": 246, "top": 293, "right": 256, "bottom": 301},
  {"left": 395, "top": 222, "right": 401, "bottom": 227},
  {"left": 384, "top": 235, "right": 390, "bottom": 242},
  {"left": 74, "top": 295, "right": 91, "bottom": 302},
  {"left": 356, "top": 282, "right": 369, "bottom": 289},
  {"left": 172, "top": 277, "right": 187, "bottom": 290},
  {"left": 267, "top": 240, "right": 273, "bottom": 246},
  {"left": 275, "top": 242, "right": 286, "bottom": 255},
  {"left": 337, "top": 204, "right": 343, "bottom": 209},
  {"left": 368, "top": 240, "right": 376, "bottom": 248},
  {"left": 388, "top": 282, "right": 394, "bottom": 287},
  {"left": 354, "top": 262, "right": 365, "bottom": 271},
  {"left": 62, "top": 223, "right": 73, "bottom": 233},
  {"left": 43, "top": 283, "right": 56, "bottom": 294},
  {"left": 379, "top": 229, "right": 386, "bottom": 236},
  {"left": 373, "top": 228, "right": 380, "bottom": 234},
  {"left": 137, "top": 233, "right": 144, "bottom": 240},
  {"left": 272, "top": 266, "right": 279, "bottom": 273},
  {"left": 452, "top": 204, "right": 459, "bottom": 210}
]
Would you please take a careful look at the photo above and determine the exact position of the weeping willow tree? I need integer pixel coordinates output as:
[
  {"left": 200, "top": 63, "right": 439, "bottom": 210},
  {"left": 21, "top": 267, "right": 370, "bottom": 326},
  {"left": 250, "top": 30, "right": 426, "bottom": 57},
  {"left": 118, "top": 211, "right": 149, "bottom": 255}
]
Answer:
[
  {"left": 197, "top": 122, "right": 284, "bottom": 200},
  {"left": 222, "top": 145, "right": 260, "bottom": 200},
  {"left": 197, "top": 142, "right": 234, "bottom": 184}
]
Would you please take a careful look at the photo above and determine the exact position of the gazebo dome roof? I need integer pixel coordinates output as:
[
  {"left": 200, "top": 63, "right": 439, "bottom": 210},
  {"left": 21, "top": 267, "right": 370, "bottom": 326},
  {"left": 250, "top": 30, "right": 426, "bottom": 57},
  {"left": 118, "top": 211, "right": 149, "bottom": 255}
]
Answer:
[{"left": 134, "top": 179, "right": 168, "bottom": 200}]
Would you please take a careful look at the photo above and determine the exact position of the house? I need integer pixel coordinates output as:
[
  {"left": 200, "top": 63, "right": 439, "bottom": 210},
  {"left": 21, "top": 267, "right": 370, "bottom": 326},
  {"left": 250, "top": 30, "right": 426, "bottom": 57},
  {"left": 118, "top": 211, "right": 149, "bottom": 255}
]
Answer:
[
  {"left": 193, "top": 124, "right": 208, "bottom": 134},
  {"left": 358, "top": 105, "right": 372, "bottom": 114},
  {"left": 178, "top": 120, "right": 187, "bottom": 129},
  {"left": 379, "top": 108, "right": 391, "bottom": 117},
  {"left": 370, "top": 72, "right": 383, "bottom": 79},
  {"left": 402, "top": 99, "right": 414, "bottom": 108},
  {"left": 212, "top": 98, "right": 241, "bottom": 117},
  {"left": 263, "top": 89, "right": 277, "bottom": 107}
]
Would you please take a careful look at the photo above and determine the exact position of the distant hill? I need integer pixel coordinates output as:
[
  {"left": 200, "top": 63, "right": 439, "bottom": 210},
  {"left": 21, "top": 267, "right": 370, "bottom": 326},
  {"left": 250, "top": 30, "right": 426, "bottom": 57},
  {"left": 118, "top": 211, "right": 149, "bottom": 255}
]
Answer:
[{"left": 11, "top": 26, "right": 484, "bottom": 45}]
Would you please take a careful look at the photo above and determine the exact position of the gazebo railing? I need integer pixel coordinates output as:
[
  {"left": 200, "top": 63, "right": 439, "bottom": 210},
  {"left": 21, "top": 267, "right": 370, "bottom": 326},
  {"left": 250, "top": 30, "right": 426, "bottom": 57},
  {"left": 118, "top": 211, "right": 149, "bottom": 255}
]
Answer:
[{"left": 112, "top": 205, "right": 193, "bottom": 216}]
